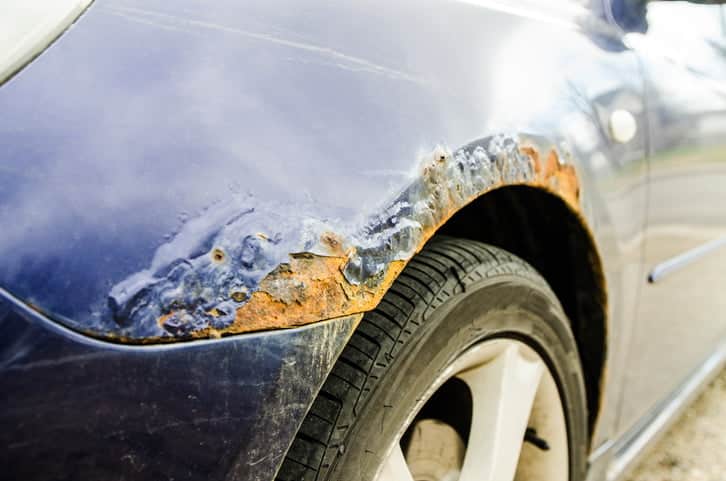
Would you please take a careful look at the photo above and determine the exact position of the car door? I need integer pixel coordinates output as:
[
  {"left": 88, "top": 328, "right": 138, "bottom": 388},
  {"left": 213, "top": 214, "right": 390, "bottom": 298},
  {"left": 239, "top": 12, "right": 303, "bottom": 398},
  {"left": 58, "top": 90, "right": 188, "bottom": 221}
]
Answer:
[{"left": 618, "top": 1, "right": 726, "bottom": 435}]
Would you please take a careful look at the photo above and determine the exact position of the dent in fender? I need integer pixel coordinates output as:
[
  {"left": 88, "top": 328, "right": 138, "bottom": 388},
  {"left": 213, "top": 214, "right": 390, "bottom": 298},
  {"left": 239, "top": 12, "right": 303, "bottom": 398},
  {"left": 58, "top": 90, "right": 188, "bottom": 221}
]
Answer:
[{"left": 98, "top": 133, "right": 581, "bottom": 342}]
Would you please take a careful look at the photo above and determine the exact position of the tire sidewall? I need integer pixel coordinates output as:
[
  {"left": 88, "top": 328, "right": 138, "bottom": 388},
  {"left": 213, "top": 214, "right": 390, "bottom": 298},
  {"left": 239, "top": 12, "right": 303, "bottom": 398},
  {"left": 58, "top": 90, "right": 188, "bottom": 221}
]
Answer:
[{"left": 325, "top": 272, "right": 589, "bottom": 481}]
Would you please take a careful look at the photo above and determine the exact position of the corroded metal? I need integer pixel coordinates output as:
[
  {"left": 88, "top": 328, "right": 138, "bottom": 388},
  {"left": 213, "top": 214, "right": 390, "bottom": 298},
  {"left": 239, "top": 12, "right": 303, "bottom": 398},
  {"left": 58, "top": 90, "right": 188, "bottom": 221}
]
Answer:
[{"left": 104, "top": 134, "right": 582, "bottom": 341}]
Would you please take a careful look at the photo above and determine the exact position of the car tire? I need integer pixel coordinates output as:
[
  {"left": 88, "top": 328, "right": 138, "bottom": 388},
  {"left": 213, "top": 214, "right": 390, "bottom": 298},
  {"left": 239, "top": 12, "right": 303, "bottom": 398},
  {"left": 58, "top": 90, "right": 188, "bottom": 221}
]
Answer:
[{"left": 276, "top": 236, "right": 589, "bottom": 481}]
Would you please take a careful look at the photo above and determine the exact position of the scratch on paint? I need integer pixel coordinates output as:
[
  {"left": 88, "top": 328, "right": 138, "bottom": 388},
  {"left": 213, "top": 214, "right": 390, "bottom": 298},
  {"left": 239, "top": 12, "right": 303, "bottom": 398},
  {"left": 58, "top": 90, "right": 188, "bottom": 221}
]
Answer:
[{"left": 104, "top": 5, "right": 425, "bottom": 84}]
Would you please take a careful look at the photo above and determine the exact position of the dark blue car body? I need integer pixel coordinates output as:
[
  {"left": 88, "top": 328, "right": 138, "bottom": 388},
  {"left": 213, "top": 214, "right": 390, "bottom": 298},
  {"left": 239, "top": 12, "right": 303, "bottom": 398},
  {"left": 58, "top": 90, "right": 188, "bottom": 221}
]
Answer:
[{"left": 3, "top": 1, "right": 726, "bottom": 480}]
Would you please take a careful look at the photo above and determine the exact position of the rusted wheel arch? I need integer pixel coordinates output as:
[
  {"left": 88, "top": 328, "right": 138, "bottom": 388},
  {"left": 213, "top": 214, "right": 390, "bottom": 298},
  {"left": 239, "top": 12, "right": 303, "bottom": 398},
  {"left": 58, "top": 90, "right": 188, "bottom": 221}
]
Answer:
[
  {"left": 158, "top": 137, "right": 593, "bottom": 338},
  {"left": 104, "top": 135, "right": 609, "bottom": 423}
]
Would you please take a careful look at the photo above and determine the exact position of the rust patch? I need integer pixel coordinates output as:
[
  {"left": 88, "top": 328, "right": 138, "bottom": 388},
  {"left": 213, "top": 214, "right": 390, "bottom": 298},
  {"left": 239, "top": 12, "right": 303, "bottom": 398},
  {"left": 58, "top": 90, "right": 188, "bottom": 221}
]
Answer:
[
  {"left": 105, "top": 134, "right": 584, "bottom": 342},
  {"left": 159, "top": 256, "right": 405, "bottom": 336},
  {"left": 229, "top": 289, "right": 249, "bottom": 303},
  {"left": 211, "top": 248, "right": 226, "bottom": 263},
  {"left": 521, "top": 145, "right": 580, "bottom": 208},
  {"left": 189, "top": 140, "right": 582, "bottom": 338},
  {"left": 319, "top": 231, "right": 347, "bottom": 257},
  {"left": 157, "top": 311, "right": 174, "bottom": 328}
]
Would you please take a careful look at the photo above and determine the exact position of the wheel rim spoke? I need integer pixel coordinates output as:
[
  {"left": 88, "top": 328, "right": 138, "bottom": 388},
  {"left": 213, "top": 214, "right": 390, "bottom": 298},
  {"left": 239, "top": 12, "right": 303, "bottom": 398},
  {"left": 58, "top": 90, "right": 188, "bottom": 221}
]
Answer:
[
  {"left": 378, "top": 443, "right": 415, "bottom": 481},
  {"left": 456, "top": 344, "right": 545, "bottom": 481}
]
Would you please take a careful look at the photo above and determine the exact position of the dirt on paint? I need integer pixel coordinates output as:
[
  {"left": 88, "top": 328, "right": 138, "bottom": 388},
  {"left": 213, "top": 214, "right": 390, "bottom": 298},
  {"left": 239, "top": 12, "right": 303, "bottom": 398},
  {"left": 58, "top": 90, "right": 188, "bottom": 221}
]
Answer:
[{"left": 626, "top": 368, "right": 726, "bottom": 481}]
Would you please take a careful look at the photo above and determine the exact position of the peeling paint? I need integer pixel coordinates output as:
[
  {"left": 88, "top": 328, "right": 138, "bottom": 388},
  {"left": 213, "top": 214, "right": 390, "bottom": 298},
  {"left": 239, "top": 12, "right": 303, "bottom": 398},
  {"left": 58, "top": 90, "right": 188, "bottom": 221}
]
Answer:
[{"left": 102, "top": 133, "right": 581, "bottom": 342}]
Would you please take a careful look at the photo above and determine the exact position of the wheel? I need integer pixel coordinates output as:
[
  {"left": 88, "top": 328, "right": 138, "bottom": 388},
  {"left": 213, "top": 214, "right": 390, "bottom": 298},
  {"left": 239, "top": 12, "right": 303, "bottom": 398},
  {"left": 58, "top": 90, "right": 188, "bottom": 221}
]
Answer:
[{"left": 276, "top": 237, "right": 589, "bottom": 481}]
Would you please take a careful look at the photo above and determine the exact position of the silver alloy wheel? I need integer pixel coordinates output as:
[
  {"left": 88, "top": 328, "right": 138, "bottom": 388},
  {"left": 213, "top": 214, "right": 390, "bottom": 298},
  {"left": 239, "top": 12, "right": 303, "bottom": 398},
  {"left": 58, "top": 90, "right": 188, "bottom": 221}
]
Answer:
[{"left": 375, "top": 339, "right": 569, "bottom": 481}]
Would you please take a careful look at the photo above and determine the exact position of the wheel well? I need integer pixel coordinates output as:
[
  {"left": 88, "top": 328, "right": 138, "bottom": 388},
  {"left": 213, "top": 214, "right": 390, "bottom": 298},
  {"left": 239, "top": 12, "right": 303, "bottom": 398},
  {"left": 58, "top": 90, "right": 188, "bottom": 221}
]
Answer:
[{"left": 437, "top": 185, "right": 607, "bottom": 433}]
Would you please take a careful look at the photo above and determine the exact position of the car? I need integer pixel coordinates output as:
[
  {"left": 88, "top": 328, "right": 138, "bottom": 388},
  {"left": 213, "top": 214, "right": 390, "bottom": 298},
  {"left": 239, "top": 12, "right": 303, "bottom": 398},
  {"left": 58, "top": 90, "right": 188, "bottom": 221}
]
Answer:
[{"left": 2, "top": 0, "right": 726, "bottom": 480}]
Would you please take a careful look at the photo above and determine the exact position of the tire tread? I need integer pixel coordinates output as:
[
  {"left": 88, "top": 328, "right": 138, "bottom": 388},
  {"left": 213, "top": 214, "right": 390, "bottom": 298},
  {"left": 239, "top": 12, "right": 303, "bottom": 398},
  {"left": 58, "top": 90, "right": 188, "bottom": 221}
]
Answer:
[{"left": 275, "top": 237, "right": 546, "bottom": 481}]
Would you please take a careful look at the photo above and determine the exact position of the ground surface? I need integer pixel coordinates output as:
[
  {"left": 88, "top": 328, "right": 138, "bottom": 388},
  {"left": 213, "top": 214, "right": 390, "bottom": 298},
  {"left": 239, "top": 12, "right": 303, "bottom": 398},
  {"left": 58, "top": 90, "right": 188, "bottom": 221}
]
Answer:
[{"left": 625, "top": 368, "right": 726, "bottom": 481}]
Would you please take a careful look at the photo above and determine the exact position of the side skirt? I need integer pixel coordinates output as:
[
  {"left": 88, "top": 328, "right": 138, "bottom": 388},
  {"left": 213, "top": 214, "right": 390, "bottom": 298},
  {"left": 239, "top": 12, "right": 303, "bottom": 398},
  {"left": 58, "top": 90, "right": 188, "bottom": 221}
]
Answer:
[{"left": 586, "top": 339, "right": 726, "bottom": 481}]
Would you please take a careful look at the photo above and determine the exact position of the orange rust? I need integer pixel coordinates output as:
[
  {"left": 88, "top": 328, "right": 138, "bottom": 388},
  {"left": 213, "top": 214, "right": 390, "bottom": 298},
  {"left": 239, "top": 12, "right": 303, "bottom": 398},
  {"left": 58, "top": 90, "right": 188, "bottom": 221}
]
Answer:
[
  {"left": 226, "top": 256, "right": 405, "bottom": 334},
  {"left": 319, "top": 231, "right": 347, "bottom": 257},
  {"left": 156, "top": 143, "right": 584, "bottom": 339},
  {"left": 520, "top": 145, "right": 580, "bottom": 209},
  {"left": 158, "top": 255, "right": 406, "bottom": 337},
  {"left": 229, "top": 289, "right": 249, "bottom": 303},
  {"left": 211, "top": 248, "right": 226, "bottom": 263},
  {"left": 157, "top": 311, "right": 174, "bottom": 328}
]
